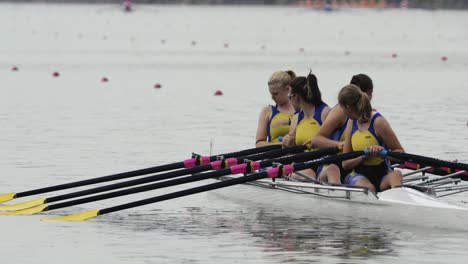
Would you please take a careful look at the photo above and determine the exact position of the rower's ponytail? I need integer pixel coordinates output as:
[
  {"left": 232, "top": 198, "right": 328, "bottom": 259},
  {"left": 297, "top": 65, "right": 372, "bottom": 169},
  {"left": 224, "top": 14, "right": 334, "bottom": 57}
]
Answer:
[
  {"left": 338, "top": 84, "right": 372, "bottom": 122},
  {"left": 290, "top": 71, "right": 324, "bottom": 107},
  {"left": 357, "top": 91, "right": 372, "bottom": 122}
]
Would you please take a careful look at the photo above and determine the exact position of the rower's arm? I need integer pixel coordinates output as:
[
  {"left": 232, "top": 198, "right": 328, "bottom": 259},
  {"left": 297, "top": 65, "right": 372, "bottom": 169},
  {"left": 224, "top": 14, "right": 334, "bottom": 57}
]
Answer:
[
  {"left": 309, "top": 106, "right": 346, "bottom": 149},
  {"left": 375, "top": 117, "right": 405, "bottom": 161},
  {"left": 342, "top": 120, "right": 365, "bottom": 170},
  {"left": 282, "top": 114, "right": 298, "bottom": 148},
  {"left": 255, "top": 106, "right": 277, "bottom": 147}
]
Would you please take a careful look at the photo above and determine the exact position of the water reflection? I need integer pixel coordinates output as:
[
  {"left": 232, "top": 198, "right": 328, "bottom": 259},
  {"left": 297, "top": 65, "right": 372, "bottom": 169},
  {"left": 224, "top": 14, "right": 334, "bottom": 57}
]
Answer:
[{"left": 102, "top": 205, "right": 399, "bottom": 262}]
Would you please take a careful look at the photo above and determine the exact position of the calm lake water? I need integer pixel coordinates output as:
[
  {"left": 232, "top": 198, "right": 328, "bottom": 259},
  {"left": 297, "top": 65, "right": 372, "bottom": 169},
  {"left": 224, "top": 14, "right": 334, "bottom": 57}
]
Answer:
[{"left": 1, "top": 3, "right": 468, "bottom": 263}]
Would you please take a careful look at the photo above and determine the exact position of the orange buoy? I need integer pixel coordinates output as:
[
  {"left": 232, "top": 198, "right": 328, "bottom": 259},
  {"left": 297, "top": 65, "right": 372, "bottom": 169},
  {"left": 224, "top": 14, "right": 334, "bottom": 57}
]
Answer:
[
  {"left": 214, "top": 90, "right": 223, "bottom": 96},
  {"left": 154, "top": 83, "right": 162, "bottom": 89},
  {"left": 52, "top": 71, "right": 60, "bottom": 77}
]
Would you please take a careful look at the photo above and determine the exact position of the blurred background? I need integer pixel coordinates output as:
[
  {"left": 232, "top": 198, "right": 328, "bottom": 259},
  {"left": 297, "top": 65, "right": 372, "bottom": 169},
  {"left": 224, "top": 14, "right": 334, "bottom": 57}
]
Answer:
[{"left": 2, "top": 0, "right": 468, "bottom": 10}]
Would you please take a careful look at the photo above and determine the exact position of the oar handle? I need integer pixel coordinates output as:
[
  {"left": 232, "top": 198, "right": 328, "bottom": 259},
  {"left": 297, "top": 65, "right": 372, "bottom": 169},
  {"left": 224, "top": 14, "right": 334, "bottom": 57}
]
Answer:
[
  {"left": 183, "top": 145, "right": 282, "bottom": 168},
  {"left": 363, "top": 148, "right": 388, "bottom": 156}
]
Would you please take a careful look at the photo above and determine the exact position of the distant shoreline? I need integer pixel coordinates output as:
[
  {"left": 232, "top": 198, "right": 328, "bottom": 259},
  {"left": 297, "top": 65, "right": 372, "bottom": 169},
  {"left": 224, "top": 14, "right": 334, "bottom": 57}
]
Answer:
[{"left": 1, "top": 0, "right": 467, "bottom": 10}]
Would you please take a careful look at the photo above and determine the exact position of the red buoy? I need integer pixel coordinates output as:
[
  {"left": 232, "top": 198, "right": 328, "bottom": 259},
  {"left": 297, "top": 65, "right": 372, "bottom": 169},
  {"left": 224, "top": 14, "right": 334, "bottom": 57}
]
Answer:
[
  {"left": 441, "top": 56, "right": 448, "bottom": 61},
  {"left": 123, "top": 0, "right": 132, "bottom": 12},
  {"left": 392, "top": 53, "right": 398, "bottom": 58},
  {"left": 154, "top": 83, "right": 162, "bottom": 89},
  {"left": 224, "top": 43, "right": 229, "bottom": 48},
  {"left": 11, "top": 66, "right": 18, "bottom": 71},
  {"left": 52, "top": 71, "right": 60, "bottom": 77},
  {"left": 214, "top": 90, "right": 223, "bottom": 96},
  {"left": 299, "top": 48, "right": 305, "bottom": 53},
  {"left": 101, "top": 77, "right": 109, "bottom": 82}
]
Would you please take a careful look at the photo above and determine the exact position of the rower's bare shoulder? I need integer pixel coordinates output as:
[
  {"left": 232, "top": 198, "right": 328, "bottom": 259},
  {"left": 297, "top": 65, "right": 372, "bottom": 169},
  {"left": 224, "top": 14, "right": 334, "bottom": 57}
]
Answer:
[
  {"left": 324, "top": 105, "right": 346, "bottom": 124},
  {"left": 374, "top": 114, "right": 391, "bottom": 128},
  {"left": 259, "top": 105, "right": 272, "bottom": 117}
]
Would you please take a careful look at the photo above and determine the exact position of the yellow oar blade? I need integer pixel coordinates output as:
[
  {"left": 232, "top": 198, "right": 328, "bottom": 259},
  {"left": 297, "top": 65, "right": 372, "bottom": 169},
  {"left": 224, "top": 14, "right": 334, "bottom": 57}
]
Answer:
[
  {"left": 0, "top": 198, "right": 46, "bottom": 211},
  {"left": 42, "top": 209, "right": 100, "bottom": 221},
  {"left": 0, "top": 204, "right": 48, "bottom": 216},
  {"left": 0, "top": 193, "right": 17, "bottom": 203}
]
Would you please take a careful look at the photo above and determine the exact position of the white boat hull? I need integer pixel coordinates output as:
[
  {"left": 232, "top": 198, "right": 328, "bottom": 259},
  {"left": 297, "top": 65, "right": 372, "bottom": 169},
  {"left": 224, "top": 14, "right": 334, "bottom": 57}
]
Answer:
[{"left": 209, "top": 177, "right": 468, "bottom": 230}]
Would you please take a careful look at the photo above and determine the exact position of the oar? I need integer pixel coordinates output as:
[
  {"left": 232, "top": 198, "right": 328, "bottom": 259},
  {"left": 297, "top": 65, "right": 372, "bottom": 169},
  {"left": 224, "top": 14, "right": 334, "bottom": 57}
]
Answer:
[
  {"left": 384, "top": 151, "right": 468, "bottom": 178},
  {"left": 0, "top": 145, "right": 307, "bottom": 212},
  {"left": 42, "top": 151, "right": 362, "bottom": 221},
  {"left": 2, "top": 147, "right": 339, "bottom": 216},
  {"left": 0, "top": 145, "right": 281, "bottom": 203},
  {"left": 398, "top": 161, "right": 468, "bottom": 178}
]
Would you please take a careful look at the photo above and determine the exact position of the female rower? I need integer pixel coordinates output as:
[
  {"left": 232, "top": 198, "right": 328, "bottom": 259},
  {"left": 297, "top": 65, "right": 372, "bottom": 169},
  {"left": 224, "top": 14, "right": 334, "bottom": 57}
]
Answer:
[
  {"left": 339, "top": 84, "right": 404, "bottom": 192},
  {"left": 305, "top": 74, "right": 374, "bottom": 183},
  {"left": 282, "top": 72, "right": 331, "bottom": 180},
  {"left": 255, "top": 71, "right": 296, "bottom": 147}
]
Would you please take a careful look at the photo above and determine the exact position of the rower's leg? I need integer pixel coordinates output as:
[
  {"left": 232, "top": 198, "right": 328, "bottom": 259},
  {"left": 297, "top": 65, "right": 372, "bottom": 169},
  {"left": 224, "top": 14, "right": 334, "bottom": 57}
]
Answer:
[
  {"left": 344, "top": 173, "right": 375, "bottom": 192},
  {"left": 319, "top": 164, "right": 341, "bottom": 184},
  {"left": 380, "top": 170, "right": 403, "bottom": 191},
  {"left": 290, "top": 169, "right": 316, "bottom": 182},
  {"left": 354, "top": 178, "right": 376, "bottom": 192}
]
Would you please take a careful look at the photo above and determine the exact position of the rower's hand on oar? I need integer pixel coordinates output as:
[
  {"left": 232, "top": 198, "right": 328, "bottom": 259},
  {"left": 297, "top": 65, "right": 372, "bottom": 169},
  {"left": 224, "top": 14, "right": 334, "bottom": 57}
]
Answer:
[
  {"left": 282, "top": 134, "right": 295, "bottom": 148},
  {"left": 365, "top": 145, "right": 384, "bottom": 156},
  {"left": 303, "top": 138, "right": 314, "bottom": 150}
]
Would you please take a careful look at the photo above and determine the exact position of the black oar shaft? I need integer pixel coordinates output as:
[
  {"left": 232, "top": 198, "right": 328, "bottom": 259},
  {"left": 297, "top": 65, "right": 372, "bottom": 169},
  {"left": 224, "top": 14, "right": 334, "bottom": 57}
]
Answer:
[
  {"left": 15, "top": 145, "right": 281, "bottom": 198},
  {"left": 46, "top": 147, "right": 336, "bottom": 211},
  {"left": 46, "top": 145, "right": 306, "bottom": 203},
  {"left": 17, "top": 162, "right": 183, "bottom": 198},
  {"left": 98, "top": 151, "right": 361, "bottom": 216},
  {"left": 47, "top": 168, "right": 233, "bottom": 211},
  {"left": 99, "top": 171, "right": 269, "bottom": 215}
]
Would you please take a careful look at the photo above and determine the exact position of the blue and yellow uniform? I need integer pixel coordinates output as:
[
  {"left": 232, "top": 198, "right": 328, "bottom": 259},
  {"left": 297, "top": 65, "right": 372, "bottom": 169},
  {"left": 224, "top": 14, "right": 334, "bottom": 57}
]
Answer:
[
  {"left": 292, "top": 103, "right": 327, "bottom": 174},
  {"left": 267, "top": 105, "right": 294, "bottom": 143},
  {"left": 329, "top": 116, "right": 349, "bottom": 181},
  {"left": 345, "top": 112, "right": 392, "bottom": 191},
  {"left": 330, "top": 118, "right": 348, "bottom": 142},
  {"left": 294, "top": 103, "right": 327, "bottom": 146}
]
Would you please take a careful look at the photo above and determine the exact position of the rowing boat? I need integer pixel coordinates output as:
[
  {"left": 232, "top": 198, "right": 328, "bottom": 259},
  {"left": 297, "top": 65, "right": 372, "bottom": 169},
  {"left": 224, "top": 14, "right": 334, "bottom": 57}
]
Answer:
[
  {"left": 2, "top": 146, "right": 466, "bottom": 224},
  {"left": 209, "top": 171, "right": 468, "bottom": 230}
]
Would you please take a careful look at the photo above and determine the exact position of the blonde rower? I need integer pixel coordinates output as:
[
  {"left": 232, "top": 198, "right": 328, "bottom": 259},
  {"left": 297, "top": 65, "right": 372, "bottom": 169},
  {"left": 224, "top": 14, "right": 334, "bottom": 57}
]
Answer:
[{"left": 255, "top": 71, "right": 296, "bottom": 147}]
